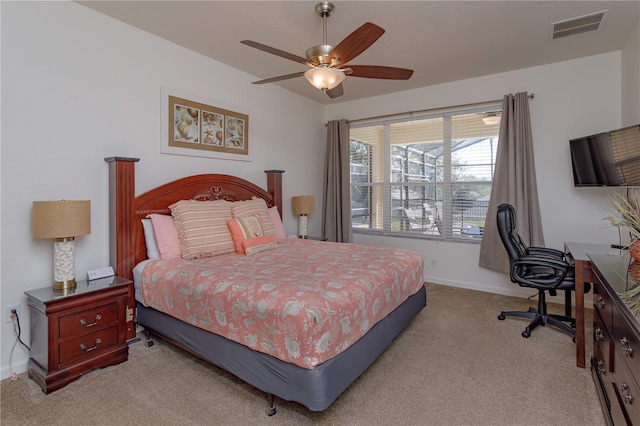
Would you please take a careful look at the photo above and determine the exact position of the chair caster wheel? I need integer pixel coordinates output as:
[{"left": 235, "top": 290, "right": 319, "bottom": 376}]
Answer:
[
  {"left": 498, "top": 314, "right": 505, "bottom": 320},
  {"left": 572, "top": 337, "right": 576, "bottom": 343},
  {"left": 522, "top": 330, "right": 530, "bottom": 338},
  {"left": 267, "top": 407, "right": 277, "bottom": 416}
]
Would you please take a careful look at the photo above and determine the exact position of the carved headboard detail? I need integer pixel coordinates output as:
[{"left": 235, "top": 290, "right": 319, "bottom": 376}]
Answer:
[{"left": 193, "top": 186, "right": 239, "bottom": 202}]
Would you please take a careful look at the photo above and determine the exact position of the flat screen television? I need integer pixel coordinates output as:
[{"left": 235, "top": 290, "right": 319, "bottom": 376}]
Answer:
[{"left": 570, "top": 123, "right": 640, "bottom": 187}]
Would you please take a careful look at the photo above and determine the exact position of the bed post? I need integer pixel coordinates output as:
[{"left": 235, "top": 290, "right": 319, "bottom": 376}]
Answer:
[
  {"left": 265, "top": 170, "right": 284, "bottom": 218},
  {"left": 105, "top": 156, "right": 139, "bottom": 341}
]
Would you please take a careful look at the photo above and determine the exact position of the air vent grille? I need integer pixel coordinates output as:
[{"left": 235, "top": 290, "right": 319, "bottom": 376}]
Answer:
[{"left": 551, "top": 10, "right": 608, "bottom": 40}]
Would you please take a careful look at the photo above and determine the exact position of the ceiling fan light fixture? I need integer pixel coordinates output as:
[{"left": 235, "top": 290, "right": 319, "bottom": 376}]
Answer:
[
  {"left": 482, "top": 112, "right": 501, "bottom": 126},
  {"left": 304, "top": 67, "right": 345, "bottom": 91}
]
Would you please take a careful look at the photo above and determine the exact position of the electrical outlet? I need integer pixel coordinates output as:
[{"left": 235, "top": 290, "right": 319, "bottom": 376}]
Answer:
[{"left": 4, "top": 304, "right": 20, "bottom": 324}]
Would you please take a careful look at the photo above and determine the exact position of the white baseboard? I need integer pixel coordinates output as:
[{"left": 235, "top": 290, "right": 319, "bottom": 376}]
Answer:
[{"left": 425, "top": 276, "right": 594, "bottom": 309}]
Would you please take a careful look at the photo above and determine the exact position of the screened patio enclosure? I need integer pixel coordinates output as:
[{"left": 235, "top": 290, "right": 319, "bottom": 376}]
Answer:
[{"left": 350, "top": 110, "right": 500, "bottom": 241}]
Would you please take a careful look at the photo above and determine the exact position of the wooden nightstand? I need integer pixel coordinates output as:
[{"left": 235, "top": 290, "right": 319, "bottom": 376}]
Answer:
[{"left": 25, "top": 276, "right": 133, "bottom": 393}]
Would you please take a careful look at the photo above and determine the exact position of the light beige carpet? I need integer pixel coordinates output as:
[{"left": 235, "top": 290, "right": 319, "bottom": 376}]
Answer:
[{"left": 1, "top": 283, "right": 605, "bottom": 425}]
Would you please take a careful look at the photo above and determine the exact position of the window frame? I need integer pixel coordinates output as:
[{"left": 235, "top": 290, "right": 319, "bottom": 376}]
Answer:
[{"left": 349, "top": 103, "right": 501, "bottom": 243}]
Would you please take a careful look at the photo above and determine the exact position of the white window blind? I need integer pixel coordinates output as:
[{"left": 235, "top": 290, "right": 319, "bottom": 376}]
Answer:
[{"left": 350, "top": 103, "right": 501, "bottom": 242}]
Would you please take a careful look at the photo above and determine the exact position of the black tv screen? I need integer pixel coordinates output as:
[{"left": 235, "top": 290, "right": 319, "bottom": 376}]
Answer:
[{"left": 570, "top": 124, "right": 640, "bottom": 187}]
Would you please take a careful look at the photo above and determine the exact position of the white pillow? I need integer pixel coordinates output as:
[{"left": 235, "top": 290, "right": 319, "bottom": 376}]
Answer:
[{"left": 141, "top": 219, "right": 161, "bottom": 260}]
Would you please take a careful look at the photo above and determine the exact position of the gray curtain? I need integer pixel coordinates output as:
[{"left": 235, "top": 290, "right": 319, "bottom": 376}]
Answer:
[
  {"left": 479, "top": 92, "right": 544, "bottom": 273},
  {"left": 322, "top": 119, "right": 352, "bottom": 243}
]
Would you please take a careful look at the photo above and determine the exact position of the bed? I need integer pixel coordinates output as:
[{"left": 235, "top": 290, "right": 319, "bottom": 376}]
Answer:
[{"left": 105, "top": 156, "right": 427, "bottom": 414}]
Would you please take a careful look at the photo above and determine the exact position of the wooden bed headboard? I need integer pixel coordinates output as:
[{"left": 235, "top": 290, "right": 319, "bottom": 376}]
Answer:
[{"left": 105, "top": 157, "right": 284, "bottom": 281}]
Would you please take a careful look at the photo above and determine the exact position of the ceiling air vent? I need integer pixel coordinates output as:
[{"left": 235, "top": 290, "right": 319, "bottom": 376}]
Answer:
[{"left": 551, "top": 10, "right": 609, "bottom": 40}]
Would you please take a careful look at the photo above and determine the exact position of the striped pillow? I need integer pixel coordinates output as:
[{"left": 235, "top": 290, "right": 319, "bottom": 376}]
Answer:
[
  {"left": 231, "top": 198, "right": 276, "bottom": 236},
  {"left": 169, "top": 200, "right": 235, "bottom": 259}
]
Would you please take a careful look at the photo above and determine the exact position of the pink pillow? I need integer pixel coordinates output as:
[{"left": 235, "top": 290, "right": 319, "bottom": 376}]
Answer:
[
  {"left": 228, "top": 215, "right": 264, "bottom": 255},
  {"left": 147, "top": 214, "right": 181, "bottom": 260},
  {"left": 268, "top": 206, "right": 286, "bottom": 240}
]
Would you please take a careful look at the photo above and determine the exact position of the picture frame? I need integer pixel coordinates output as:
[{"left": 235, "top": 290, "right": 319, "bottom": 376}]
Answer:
[{"left": 161, "top": 88, "right": 251, "bottom": 161}]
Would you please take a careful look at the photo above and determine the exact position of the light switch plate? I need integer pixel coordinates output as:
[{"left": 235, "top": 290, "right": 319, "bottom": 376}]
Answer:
[{"left": 87, "top": 266, "right": 115, "bottom": 281}]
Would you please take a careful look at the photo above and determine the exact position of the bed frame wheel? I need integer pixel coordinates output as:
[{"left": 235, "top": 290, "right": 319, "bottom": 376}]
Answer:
[
  {"left": 498, "top": 314, "right": 506, "bottom": 320},
  {"left": 267, "top": 394, "right": 277, "bottom": 416},
  {"left": 143, "top": 329, "right": 155, "bottom": 347}
]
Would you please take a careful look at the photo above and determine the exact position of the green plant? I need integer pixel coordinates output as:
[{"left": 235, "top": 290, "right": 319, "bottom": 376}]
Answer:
[{"left": 606, "top": 192, "right": 640, "bottom": 240}]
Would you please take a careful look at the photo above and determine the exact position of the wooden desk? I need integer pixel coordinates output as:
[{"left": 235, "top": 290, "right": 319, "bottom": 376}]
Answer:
[{"left": 565, "top": 242, "right": 620, "bottom": 368}]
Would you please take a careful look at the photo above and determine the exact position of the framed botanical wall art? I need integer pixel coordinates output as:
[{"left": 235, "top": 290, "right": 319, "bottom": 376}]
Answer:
[{"left": 161, "top": 88, "right": 250, "bottom": 161}]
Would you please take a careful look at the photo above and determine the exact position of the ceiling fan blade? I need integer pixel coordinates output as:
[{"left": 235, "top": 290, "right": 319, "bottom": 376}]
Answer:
[
  {"left": 241, "top": 40, "right": 307, "bottom": 64},
  {"left": 251, "top": 72, "right": 305, "bottom": 84},
  {"left": 347, "top": 65, "right": 414, "bottom": 80},
  {"left": 330, "top": 23, "right": 385, "bottom": 66},
  {"left": 326, "top": 83, "right": 344, "bottom": 99}
]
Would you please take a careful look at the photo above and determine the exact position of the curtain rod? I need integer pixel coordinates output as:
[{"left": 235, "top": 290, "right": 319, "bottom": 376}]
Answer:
[{"left": 336, "top": 93, "right": 535, "bottom": 126}]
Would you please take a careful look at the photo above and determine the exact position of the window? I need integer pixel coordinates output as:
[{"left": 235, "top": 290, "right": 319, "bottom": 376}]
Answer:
[{"left": 350, "top": 104, "right": 501, "bottom": 242}]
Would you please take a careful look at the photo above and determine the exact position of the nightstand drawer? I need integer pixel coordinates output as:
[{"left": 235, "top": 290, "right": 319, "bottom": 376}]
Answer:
[
  {"left": 59, "top": 326, "right": 119, "bottom": 365},
  {"left": 58, "top": 302, "right": 119, "bottom": 338}
]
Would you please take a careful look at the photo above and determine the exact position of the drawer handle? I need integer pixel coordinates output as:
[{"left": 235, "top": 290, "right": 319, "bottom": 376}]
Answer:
[
  {"left": 620, "top": 382, "right": 634, "bottom": 404},
  {"left": 597, "top": 296, "right": 605, "bottom": 309},
  {"left": 597, "top": 360, "right": 606, "bottom": 375},
  {"left": 621, "top": 337, "right": 634, "bottom": 357},
  {"left": 80, "top": 338, "right": 102, "bottom": 352},
  {"left": 80, "top": 314, "right": 102, "bottom": 328},
  {"left": 594, "top": 328, "right": 603, "bottom": 342}
]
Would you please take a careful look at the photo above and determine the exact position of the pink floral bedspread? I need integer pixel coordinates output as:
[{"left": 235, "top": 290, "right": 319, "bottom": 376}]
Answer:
[{"left": 140, "top": 239, "right": 424, "bottom": 368}]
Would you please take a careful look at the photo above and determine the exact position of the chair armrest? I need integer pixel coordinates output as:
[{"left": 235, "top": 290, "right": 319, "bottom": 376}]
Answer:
[
  {"left": 516, "top": 254, "right": 569, "bottom": 269},
  {"left": 512, "top": 255, "right": 572, "bottom": 288},
  {"left": 527, "top": 246, "right": 565, "bottom": 259}
]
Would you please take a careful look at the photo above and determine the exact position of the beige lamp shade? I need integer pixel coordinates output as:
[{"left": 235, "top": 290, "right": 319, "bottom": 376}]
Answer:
[
  {"left": 292, "top": 196, "right": 316, "bottom": 216},
  {"left": 33, "top": 200, "right": 91, "bottom": 238}
]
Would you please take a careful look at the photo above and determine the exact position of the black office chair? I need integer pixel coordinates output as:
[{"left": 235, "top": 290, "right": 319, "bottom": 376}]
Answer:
[{"left": 496, "top": 203, "right": 589, "bottom": 339}]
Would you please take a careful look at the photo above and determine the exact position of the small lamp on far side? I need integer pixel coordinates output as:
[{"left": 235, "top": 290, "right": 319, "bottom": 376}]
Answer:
[
  {"left": 32, "top": 200, "right": 91, "bottom": 290},
  {"left": 292, "top": 195, "right": 316, "bottom": 239}
]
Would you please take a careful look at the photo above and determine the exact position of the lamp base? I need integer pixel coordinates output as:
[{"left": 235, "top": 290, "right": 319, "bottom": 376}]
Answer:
[
  {"left": 53, "top": 237, "right": 77, "bottom": 290},
  {"left": 298, "top": 214, "right": 308, "bottom": 239},
  {"left": 53, "top": 278, "right": 77, "bottom": 291}
]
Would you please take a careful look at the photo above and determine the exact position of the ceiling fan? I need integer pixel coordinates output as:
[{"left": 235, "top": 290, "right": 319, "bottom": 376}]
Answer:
[{"left": 241, "top": 2, "right": 414, "bottom": 99}]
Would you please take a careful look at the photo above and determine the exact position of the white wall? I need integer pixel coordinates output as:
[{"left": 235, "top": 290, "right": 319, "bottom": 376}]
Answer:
[
  {"left": 621, "top": 21, "right": 640, "bottom": 126},
  {"left": 0, "top": 1, "right": 325, "bottom": 379},
  {"left": 326, "top": 52, "right": 624, "bottom": 298}
]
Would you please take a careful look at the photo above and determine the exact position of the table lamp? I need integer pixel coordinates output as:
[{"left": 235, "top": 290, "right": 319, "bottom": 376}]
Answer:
[
  {"left": 32, "top": 200, "right": 91, "bottom": 290},
  {"left": 292, "top": 195, "right": 315, "bottom": 239}
]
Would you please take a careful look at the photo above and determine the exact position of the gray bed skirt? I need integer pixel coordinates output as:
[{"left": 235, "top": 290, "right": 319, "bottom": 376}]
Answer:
[{"left": 136, "top": 285, "right": 426, "bottom": 412}]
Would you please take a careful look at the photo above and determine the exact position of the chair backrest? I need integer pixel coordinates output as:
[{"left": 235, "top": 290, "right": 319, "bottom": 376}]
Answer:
[{"left": 496, "top": 204, "right": 528, "bottom": 272}]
